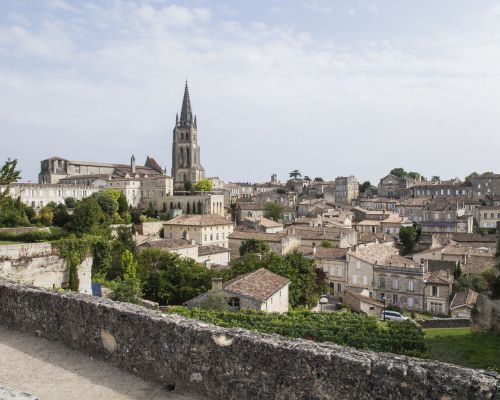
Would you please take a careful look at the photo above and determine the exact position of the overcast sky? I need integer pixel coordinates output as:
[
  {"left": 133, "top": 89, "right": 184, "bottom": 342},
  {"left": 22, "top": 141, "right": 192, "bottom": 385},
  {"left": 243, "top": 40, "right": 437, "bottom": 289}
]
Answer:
[{"left": 1, "top": 0, "right": 500, "bottom": 184}]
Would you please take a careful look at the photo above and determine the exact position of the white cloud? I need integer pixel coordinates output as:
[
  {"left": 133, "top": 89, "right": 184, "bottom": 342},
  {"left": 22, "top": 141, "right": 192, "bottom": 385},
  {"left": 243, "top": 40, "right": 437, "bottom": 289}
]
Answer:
[{"left": 1, "top": 1, "right": 500, "bottom": 183}]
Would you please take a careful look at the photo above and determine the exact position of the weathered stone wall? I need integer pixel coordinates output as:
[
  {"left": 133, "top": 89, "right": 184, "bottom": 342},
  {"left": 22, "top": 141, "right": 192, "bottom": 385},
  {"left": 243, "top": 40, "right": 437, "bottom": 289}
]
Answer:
[
  {"left": 471, "top": 294, "right": 500, "bottom": 335},
  {"left": 418, "top": 318, "right": 470, "bottom": 329},
  {"left": 135, "top": 222, "right": 163, "bottom": 237},
  {"left": 0, "top": 243, "right": 92, "bottom": 294},
  {"left": 0, "top": 281, "right": 498, "bottom": 400}
]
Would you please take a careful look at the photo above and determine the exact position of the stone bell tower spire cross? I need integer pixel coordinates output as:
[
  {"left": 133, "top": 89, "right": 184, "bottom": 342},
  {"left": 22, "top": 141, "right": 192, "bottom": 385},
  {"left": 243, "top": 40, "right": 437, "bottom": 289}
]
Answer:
[{"left": 171, "top": 80, "right": 205, "bottom": 189}]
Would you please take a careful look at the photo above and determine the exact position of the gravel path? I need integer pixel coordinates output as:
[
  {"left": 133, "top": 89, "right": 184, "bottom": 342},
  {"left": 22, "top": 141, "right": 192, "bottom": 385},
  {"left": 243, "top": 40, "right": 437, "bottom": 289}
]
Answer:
[{"left": 0, "top": 326, "right": 199, "bottom": 400}]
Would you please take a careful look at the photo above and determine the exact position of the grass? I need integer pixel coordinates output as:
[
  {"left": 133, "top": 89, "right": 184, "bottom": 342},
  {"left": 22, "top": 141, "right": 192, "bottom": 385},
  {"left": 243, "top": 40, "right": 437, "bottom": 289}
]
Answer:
[
  {"left": 0, "top": 241, "right": 21, "bottom": 245},
  {"left": 425, "top": 327, "right": 500, "bottom": 372}
]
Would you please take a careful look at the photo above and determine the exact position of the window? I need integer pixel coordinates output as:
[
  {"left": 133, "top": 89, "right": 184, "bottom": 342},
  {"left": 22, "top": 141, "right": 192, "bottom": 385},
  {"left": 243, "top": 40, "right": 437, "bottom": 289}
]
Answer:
[
  {"left": 352, "top": 275, "right": 357, "bottom": 284},
  {"left": 407, "top": 297, "right": 414, "bottom": 308},
  {"left": 210, "top": 234, "right": 213, "bottom": 241},
  {"left": 407, "top": 280, "right": 414, "bottom": 292},
  {"left": 392, "top": 278, "right": 398, "bottom": 290},
  {"left": 392, "top": 294, "right": 398, "bottom": 304},
  {"left": 356, "top": 260, "right": 361, "bottom": 270},
  {"left": 228, "top": 297, "right": 240, "bottom": 309},
  {"left": 336, "top": 266, "right": 342, "bottom": 277},
  {"left": 432, "top": 285, "right": 438, "bottom": 297},
  {"left": 337, "top": 283, "right": 342, "bottom": 293},
  {"left": 363, "top": 275, "right": 368, "bottom": 285},
  {"left": 379, "top": 276, "right": 385, "bottom": 288}
]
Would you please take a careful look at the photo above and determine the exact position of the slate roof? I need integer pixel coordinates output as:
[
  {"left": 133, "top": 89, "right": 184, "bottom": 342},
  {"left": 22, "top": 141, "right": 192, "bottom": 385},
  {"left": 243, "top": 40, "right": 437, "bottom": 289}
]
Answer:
[
  {"left": 223, "top": 268, "right": 290, "bottom": 302},
  {"left": 348, "top": 244, "right": 415, "bottom": 267}
]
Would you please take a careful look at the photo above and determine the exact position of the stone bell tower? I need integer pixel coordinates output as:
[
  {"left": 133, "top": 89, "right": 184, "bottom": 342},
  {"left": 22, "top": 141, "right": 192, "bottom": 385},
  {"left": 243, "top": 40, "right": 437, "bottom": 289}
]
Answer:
[{"left": 171, "top": 80, "right": 205, "bottom": 189}]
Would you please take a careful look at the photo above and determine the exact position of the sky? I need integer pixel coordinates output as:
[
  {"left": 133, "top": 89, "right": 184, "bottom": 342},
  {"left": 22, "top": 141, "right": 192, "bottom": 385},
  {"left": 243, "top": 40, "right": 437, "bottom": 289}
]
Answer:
[{"left": 1, "top": 0, "right": 500, "bottom": 184}]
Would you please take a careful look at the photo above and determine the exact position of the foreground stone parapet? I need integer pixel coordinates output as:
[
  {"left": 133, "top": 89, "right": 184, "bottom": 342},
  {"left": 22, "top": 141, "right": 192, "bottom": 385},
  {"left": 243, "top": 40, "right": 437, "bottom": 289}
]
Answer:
[
  {"left": 0, "top": 387, "right": 38, "bottom": 399},
  {"left": 0, "top": 280, "right": 498, "bottom": 400}
]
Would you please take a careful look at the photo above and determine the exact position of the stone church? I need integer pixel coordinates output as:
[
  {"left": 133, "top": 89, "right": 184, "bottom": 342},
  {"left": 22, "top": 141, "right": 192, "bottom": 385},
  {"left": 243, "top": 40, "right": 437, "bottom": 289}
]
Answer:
[{"left": 171, "top": 81, "right": 205, "bottom": 189}]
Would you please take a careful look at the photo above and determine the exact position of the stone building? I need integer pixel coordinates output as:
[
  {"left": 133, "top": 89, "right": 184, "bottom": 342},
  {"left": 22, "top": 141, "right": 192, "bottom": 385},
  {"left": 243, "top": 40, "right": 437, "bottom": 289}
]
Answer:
[
  {"left": 475, "top": 205, "right": 500, "bottom": 229},
  {"left": 335, "top": 176, "right": 359, "bottom": 205},
  {"left": 400, "top": 180, "right": 473, "bottom": 199},
  {"left": 185, "top": 269, "right": 290, "bottom": 313},
  {"left": 471, "top": 173, "right": 500, "bottom": 199},
  {"left": 304, "top": 247, "right": 348, "bottom": 297},
  {"left": 377, "top": 174, "right": 417, "bottom": 198},
  {"left": 171, "top": 81, "right": 205, "bottom": 188},
  {"left": 163, "top": 214, "right": 233, "bottom": 248},
  {"left": 1, "top": 183, "right": 101, "bottom": 209}
]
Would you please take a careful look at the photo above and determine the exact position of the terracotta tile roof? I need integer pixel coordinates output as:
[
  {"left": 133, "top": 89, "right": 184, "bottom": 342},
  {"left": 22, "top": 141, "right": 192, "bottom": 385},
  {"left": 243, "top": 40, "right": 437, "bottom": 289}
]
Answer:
[
  {"left": 223, "top": 268, "right": 290, "bottom": 302},
  {"left": 425, "top": 269, "right": 453, "bottom": 285},
  {"left": 427, "top": 260, "right": 456, "bottom": 273},
  {"left": 164, "top": 214, "right": 231, "bottom": 226},
  {"left": 304, "top": 247, "right": 348, "bottom": 260},
  {"left": 344, "top": 288, "right": 384, "bottom": 307},
  {"left": 138, "top": 238, "right": 196, "bottom": 250},
  {"left": 357, "top": 220, "right": 381, "bottom": 226},
  {"left": 242, "top": 216, "right": 283, "bottom": 228},
  {"left": 198, "top": 245, "right": 230, "bottom": 256},
  {"left": 228, "top": 230, "right": 286, "bottom": 243},
  {"left": 450, "top": 289, "right": 479, "bottom": 310},
  {"left": 463, "top": 255, "right": 495, "bottom": 275},
  {"left": 451, "top": 233, "right": 497, "bottom": 243},
  {"left": 348, "top": 244, "right": 414, "bottom": 267}
]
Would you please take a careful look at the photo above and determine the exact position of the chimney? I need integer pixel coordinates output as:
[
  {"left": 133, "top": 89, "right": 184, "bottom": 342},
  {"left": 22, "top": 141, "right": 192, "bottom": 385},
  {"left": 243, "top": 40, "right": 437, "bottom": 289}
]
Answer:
[
  {"left": 211, "top": 277, "right": 223, "bottom": 290},
  {"left": 131, "top": 155, "right": 136, "bottom": 174}
]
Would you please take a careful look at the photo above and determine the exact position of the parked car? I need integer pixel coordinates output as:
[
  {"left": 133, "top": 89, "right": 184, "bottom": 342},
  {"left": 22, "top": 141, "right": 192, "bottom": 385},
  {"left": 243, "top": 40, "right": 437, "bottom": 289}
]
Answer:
[{"left": 380, "top": 310, "right": 408, "bottom": 321}]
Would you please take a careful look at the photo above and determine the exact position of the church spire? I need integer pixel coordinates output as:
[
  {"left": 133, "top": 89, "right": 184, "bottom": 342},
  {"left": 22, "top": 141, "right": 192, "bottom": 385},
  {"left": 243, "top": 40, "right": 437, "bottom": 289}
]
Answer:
[{"left": 179, "top": 80, "right": 193, "bottom": 125}]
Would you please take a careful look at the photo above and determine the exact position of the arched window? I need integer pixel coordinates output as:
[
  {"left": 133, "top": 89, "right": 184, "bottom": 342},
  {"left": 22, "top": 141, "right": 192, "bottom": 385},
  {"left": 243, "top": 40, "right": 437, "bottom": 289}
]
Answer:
[{"left": 186, "top": 147, "right": 190, "bottom": 167}]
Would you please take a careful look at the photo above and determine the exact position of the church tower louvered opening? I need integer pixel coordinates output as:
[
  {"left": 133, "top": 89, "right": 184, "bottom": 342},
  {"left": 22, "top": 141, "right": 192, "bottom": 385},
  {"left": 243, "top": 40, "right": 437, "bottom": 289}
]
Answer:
[{"left": 171, "top": 80, "right": 205, "bottom": 189}]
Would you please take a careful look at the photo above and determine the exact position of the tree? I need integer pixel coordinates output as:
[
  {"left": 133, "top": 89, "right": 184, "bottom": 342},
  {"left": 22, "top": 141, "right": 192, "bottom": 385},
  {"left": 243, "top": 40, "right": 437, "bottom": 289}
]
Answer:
[
  {"left": 321, "top": 240, "right": 332, "bottom": 248},
  {"left": 113, "top": 250, "right": 142, "bottom": 304},
  {"left": 276, "top": 188, "right": 286, "bottom": 195},
  {"left": 390, "top": 168, "right": 406, "bottom": 178},
  {"left": 194, "top": 179, "right": 213, "bottom": 192},
  {"left": 0, "top": 196, "right": 30, "bottom": 227},
  {"left": 95, "top": 191, "right": 118, "bottom": 219},
  {"left": 399, "top": 226, "right": 417, "bottom": 255},
  {"left": 64, "top": 197, "right": 78, "bottom": 209},
  {"left": 146, "top": 202, "right": 156, "bottom": 218},
  {"left": 117, "top": 192, "right": 129, "bottom": 215},
  {"left": 431, "top": 176, "right": 440, "bottom": 182},
  {"left": 264, "top": 202, "right": 284, "bottom": 222},
  {"left": 184, "top": 181, "right": 193, "bottom": 192},
  {"left": 36, "top": 205, "right": 54, "bottom": 226},
  {"left": 0, "top": 158, "right": 21, "bottom": 192},
  {"left": 313, "top": 177, "right": 324, "bottom": 182},
  {"left": 186, "top": 201, "right": 191, "bottom": 214},
  {"left": 303, "top": 176, "right": 311, "bottom": 181},
  {"left": 407, "top": 172, "right": 421, "bottom": 180},
  {"left": 71, "top": 197, "right": 103, "bottom": 234},
  {"left": 197, "top": 290, "right": 229, "bottom": 311},
  {"left": 359, "top": 181, "right": 371, "bottom": 193},
  {"left": 138, "top": 248, "right": 214, "bottom": 305},
  {"left": 289, "top": 170, "right": 302, "bottom": 179},
  {"left": 239, "top": 239, "right": 270, "bottom": 256}
]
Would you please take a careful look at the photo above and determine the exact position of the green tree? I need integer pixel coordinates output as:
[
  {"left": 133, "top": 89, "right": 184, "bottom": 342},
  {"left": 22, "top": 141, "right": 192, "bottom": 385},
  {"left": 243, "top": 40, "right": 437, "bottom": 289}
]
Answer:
[
  {"left": 264, "top": 202, "right": 284, "bottom": 222},
  {"left": 138, "top": 248, "right": 213, "bottom": 305},
  {"left": 0, "top": 196, "right": 30, "bottom": 227},
  {"left": 117, "top": 192, "right": 129, "bottom": 215},
  {"left": 113, "top": 249, "right": 142, "bottom": 304},
  {"left": 289, "top": 170, "right": 302, "bottom": 179},
  {"left": 431, "top": 175, "right": 440, "bottom": 182},
  {"left": 359, "top": 181, "right": 371, "bottom": 193},
  {"left": 36, "top": 205, "right": 54, "bottom": 226},
  {"left": 313, "top": 177, "right": 324, "bottom": 182},
  {"left": 184, "top": 181, "right": 193, "bottom": 192},
  {"left": 95, "top": 191, "right": 118, "bottom": 218},
  {"left": 71, "top": 197, "right": 103, "bottom": 234},
  {"left": 276, "top": 188, "right": 286, "bottom": 195},
  {"left": 146, "top": 202, "right": 156, "bottom": 218},
  {"left": 197, "top": 290, "right": 229, "bottom": 311},
  {"left": 407, "top": 172, "right": 421, "bottom": 180},
  {"left": 53, "top": 204, "right": 71, "bottom": 227},
  {"left": 194, "top": 179, "right": 213, "bottom": 192},
  {"left": 321, "top": 240, "right": 332, "bottom": 248},
  {"left": 303, "top": 176, "right": 311, "bottom": 181},
  {"left": 390, "top": 168, "right": 406, "bottom": 178},
  {"left": 186, "top": 201, "right": 191, "bottom": 214},
  {"left": 0, "top": 158, "right": 21, "bottom": 195},
  {"left": 239, "top": 239, "right": 270, "bottom": 256},
  {"left": 399, "top": 226, "right": 417, "bottom": 255},
  {"left": 64, "top": 197, "right": 78, "bottom": 209}
]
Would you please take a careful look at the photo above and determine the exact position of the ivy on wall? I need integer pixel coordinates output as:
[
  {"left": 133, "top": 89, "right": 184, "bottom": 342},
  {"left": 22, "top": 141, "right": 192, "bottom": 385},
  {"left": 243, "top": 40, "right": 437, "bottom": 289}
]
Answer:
[{"left": 56, "top": 235, "right": 94, "bottom": 292}]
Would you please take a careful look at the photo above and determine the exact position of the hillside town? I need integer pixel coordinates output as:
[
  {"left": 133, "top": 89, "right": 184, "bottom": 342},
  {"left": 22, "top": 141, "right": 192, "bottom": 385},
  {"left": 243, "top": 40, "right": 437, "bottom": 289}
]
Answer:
[{"left": 0, "top": 0, "right": 500, "bottom": 394}]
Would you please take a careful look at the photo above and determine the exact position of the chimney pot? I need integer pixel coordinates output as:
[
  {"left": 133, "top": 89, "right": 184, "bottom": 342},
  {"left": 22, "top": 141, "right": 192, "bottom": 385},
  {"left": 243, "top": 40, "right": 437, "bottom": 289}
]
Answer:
[{"left": 211, "top": 277, "right": 223, "bottom": 290}]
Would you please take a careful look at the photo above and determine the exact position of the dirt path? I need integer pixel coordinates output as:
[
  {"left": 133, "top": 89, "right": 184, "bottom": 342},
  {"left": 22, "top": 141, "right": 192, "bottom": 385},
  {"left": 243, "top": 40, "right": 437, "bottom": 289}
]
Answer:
[{"left": 0, "top": 326, "right": 199, "bottom": 400}]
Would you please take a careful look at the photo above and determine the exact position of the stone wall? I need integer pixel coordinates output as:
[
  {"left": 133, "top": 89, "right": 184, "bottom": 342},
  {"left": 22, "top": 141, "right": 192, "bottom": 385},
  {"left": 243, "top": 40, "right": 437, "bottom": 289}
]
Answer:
[
  {"left": 471, "top": 294, "right": 500, "bottom": 335},
  {"left": 0, "top": 280, "right": 498, "bottom": 400},
  {"left": 0, "top": 243, "right": 92, "bottom": 294},
  {"left": 418, "top": 318, "right": 470, "bottom": 329},
  {"left": 135, "top": 222, "right": 163, "bottom": 237}
]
